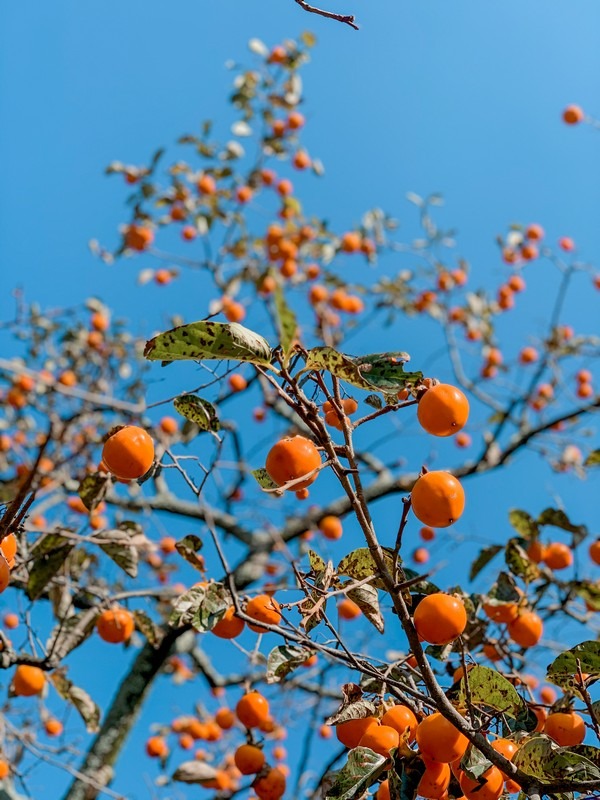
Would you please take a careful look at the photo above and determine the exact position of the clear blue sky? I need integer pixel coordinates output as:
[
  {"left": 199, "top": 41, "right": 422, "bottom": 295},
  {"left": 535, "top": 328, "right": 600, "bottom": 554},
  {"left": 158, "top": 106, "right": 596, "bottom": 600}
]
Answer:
[{"left": 1, "top": 2, "right": 599, "bottom": 797}]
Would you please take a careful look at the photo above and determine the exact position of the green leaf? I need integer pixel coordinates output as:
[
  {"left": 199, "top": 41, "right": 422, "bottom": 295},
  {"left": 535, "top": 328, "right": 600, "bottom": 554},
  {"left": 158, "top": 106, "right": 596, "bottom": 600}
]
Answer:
[
  {"left": 505, "top": 538, "right": 541, "bottom": 582},
  {"left": 174, "top": 395, "right": 220, "bottom": 432},
  {"left": 402, "top": 567, "right": 440, "bottom": 596},
  {"left": 458, "top": 665, "right": 525, "bottom": 718},
  {"left": 133, "top": 610, "right": 162, "bottom": 647},
  {"left": 27, "top": 534, "right": 75, "bottom": 600},
  {"left": 487, "top": 571, "right": 521, "bottom": 603},
  {"left": 266, "top": 644, "right": 313, "bottom": 683},
  {"left": 273, "top": 284, "right": 299, "bottom": 367},
  {"left": 508, "top": 509, "right": 539, "bottom": 538},
  {"left": 77, "top": 472, "right": 109, "bottom": 512},
  {"left": 49, "top": 670, "right": 100, "bottom": 733},
  {"left": 308, "top": 549, "right": 327, "bottom": 574},
  {"left": 144, "top": 320, "right": 272, "bottom": 365},
  {"left": 97, "top": 529, "right": 138, "bottom": 578},
  {"left": 301, "top": 347, "right": 422, "bottom": 393},
  {"left": 513, "top": 735, "right": 600, "bottom": 782},
  {"left": 364, "top": 394, "right": 383, "bottom": 410},
  {"left": 325, "top": 747, "right": 386, "bottom": 799},
  {"left": 460, "top": 744, "right": 492, "bottom": 781},
  {"left": 547, "top": 641, "right": 600, "bottom": 697},
  {"left": 337, "top": 547, "right": 396, "bottom": 590},
  {"left": 251, "top": 467, "right": 280, "bottom": 491},
  {"left": 175, "top": 534, "right": 205, "bottom": 571},
  {"left": 584, "top": 449, "right": 600, "bottom": 467},
  {"left": 469, "top": 544, "right": 503, "bottom": 581},
  {"left": 538, "top": 508, "right": 587, "bottom": 544},
  {"left": 326, "top": 684, "right": 376, "bottom": 726},
  {"left": 346, "top": 583, "right": 384, "bottom": 633}
]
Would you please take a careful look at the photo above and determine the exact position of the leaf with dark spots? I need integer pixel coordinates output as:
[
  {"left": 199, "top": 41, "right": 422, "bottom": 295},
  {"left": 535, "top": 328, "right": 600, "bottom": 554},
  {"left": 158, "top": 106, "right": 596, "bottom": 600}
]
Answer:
[
  {"left": 346, "top": 583, "right": 384, "bottom": 633},
  {"left": 325, "top": 747, "right": 386, "bottom": 799},
  {"left": 27, "top": 534, "right": 75, "bottom": 600},
  {"left": 546, "top": 641, "right": 600, "bottom": 697},
  {"left": 174, "top": 395, "right": 220, "bottom": 432},
  {"left": 337, "top": 547, "right": 396, "bottom": 590},
  {"left": 144, "top": 320, "right": 272, "bottom": 365},
  {"left": 508, "top": 509, "right": 539, "bottom": 538},
  {"left": 505, "top": 538, "right": 541, "bottom": 582},
  {"left": 458, "top": 665, "right": 525, "bottom": 718},
  {"left": 77, "top": 472, "right": 109, "bottom": 512},
  {"left": 50, "top": 670, "right": 100, "bottom": 733},
  {"left": 175, "top": 534, "right": 204, "bottom": 571},
  {"left": 266, "top": 644, "right": 313, "bottom": 683}
]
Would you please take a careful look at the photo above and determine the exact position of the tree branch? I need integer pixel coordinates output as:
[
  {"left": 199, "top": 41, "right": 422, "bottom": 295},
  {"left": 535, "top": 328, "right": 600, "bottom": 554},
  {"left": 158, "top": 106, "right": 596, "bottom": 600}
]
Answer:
[{"left": 294, "top": 0, "right": 359, "bottom": 30}]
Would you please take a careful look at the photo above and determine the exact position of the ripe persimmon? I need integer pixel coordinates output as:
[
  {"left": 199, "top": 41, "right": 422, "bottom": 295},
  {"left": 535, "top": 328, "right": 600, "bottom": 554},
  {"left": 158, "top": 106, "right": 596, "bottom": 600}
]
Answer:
[
  {"left": 287, "top": 111, "right": 305, "bottom": 129},
  {"left": 543, "top": 542, "right": 573, "bottom": 570},
  {"left": 265, "top": 436, "right": 321, "bottom": 491},
  {"left": 102, "top": 425, "right": 154, "bottom": 481},
  {"left": 236, "top": 691, "right": 270, "bottom": 728},
  {"left": 234, "top": 743, "right": 265, "bottom": 775},
  {"left": 482, "top": 601, "right": 519, "bottom": 624},
  {"left": 358, "top": 724, "right": 399, "bottom": 758},
  {"left": 539, "top": 686, "right": 557, "bottom": 705},
  {"left": 590, "top": 539, "right": 600, "bottom": 565},
  {"left": 96, "top": 607, "right": 135, "bottom": 644},
  {"left": 381, "top": 704, "right": 417, "bottom": 742},
  {"left": 44, "top": 718, "right": 63, "bottom": 737},
  {"left": 459, "top": 766, "right": 504, "bottom": 800},
  {"left": 420, "top": 526, "right": 435, "bottom": 542},
  {"left": 12, "top": 665, "right": 46, "bottom": 697},
  {"left": 376, "top": 780, "right": 391, "bottom": 800},
  {"left": 318, "top": 515, "right": 343, "bottom": 540},
  {"left": 0, "top": 533, "right": 16, "bottom": 568},
  {"left": 338, "top": 598, "right": 361, "bottom": 620},
  {"left": 413, "top": 547, "right": 430, "bottom": 564},
  {"left": 491, "top": 738, "right": 518, "bottom": 777},
  {"left": 416, "top": 712, "right": 469, "bottom": 763},
  {"left": 410, "top": 471, "right": 465, "bottom": 528},
  {"left": 254, "top": 766, "right": 286, "bottom": 800},
  {"left": 336, "top": 716, "right": 379, "bottom": 748},
  {"left": 507, "top": 610, "right": 543, "bottom": 648},
  {"left": 228, "top": 374, "right": 247, "bottom": 393},
  {"left": 417, "top": 383, "right": 469, "bottom": 437},
  {"left": 211, "top": 606, "right": 245, "bottom": 639},
  {"left": 215, "top": 707, "right": 235, "bottom": 730},
  {"left": 544, "top": 711, "right": 585, "bottom": 746},
  {"left": 0, "top": 761, "right": 9, "bottom": 779},
  {"left": 414, "top": 593, "right": 467, "bottom": 645},
  {"left": 563, "top": 105, "right": 584, "bottom": 125},
  {"left": 418, "top": 760, "right": 451, "bottom": 799},
  {"left": 340, "top": 232, "right": 361, "bottom": 253},
  {"left": 146, "top": 735, "right": 169, "bottom": 758},
  {"left": 3, "top": 613, "right": 18, "bottom": 630},
  {"left": 246, "top": 594, "right": 281, "bottom": 632},
  {"left": 159, "top": 416, "right": 178, "bottom": 435},
  {"left": 125, "top": 224, "right": 154, "bottom": 251}
]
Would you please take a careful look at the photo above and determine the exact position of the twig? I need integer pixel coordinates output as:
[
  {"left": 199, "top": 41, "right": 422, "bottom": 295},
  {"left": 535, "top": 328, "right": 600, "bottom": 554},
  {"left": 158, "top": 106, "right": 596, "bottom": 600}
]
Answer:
[{"left": 294, "top": 0, "right": 359, "bottom": 30}]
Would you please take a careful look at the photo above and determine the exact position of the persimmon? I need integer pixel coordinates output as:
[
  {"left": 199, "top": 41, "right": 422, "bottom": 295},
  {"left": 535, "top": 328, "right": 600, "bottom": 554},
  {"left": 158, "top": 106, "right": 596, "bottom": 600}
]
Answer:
[
  {"left": 12, "top": 665, "right": 46, "bottom": 697},
  {"left": 265, "top": 435, "right": 321, "bottom": 491},
  {"left": 417, "top": 383, "right": 469, "bottom": 437},
  {"left": 455, "top": 432, "right": 471, "bottom": 448},
  {"left": 544, "top": 711, "right": 585, "bottom": 746},
  {"left": 43, "top": 718, "right": 63, "bottom": 737},
  {"left": 3, "top": 613, "right": 18, "bottom": 630},
  {"left": 146, "top": 735, "right": 168, "bottom": 758},
  {"left": 287, "top": 111, "right": 305, "bottom": 129},
  {"left": 526, "top": 539, "right": 546, "bottom": 563},
  {"left": 418, "top": 760, "right": 451, "bottom": 799},
  {"left": 590, "top": 538, "right": 600, "bottom": 565},
  {"left": 340, "top": 232, "right": 361, "bottom": 253},
  {"left": 507, "top": 610, "right": 543, "bottom": 648},
  {"left": 410, "top": 471, "right": 465, "bottom": 528},
  {"left": 211, "top": 606, "right": 244, "bottom": 639},
  {"left": 319, "top": 724, "right": 333, "bottom": 739},
  {"left": 358, "top": 724, "right": 399, "bottom": 758},
  {"left": 96, "top": 607, "right": 135, "bottom": 644},
  {"left": 102, "top": 425, "right": 154, "bottom": 481},
  {"left": 381, "top": 704, "right": 417, "bottom": 742},
  {"left": 414, "top": 593, "right": 467, "bottom": 645},
  {"left": 543, "top": 542, "right": 573, "bottom": 570},
  {"left": 228, "top": 374, "right": 247, "bottom": 392},
  {"left": 491, "top": 738, "right": 518, "bottom": 777},
  {"left": 482, "top": 601, "right": 519, "bottom": 624},
  {"left": 376, "top": 780, "right": 391, "bottom": 800},
  {"left": 508, "top": 275, "right": 526, "bottom": 292},
  {"left": 526, "top": 224, "right": 544, "bottom": 241},
  {"left": 336, "top": 716, "right": 379, "bottom": 748},
  {"left": 0, "top": 761, "right": 9, "bottom": 779},
  {"left": 577, "top": 382, "right": 593, "bottom": 399},
  {"left": 223, "top": 300, "right": 246, "bottom": 323},
  {"left": 483, "top": 642, "right": 502, "bottom": 661},
  {"left": 416, "top": 712, "right": 469, "bottom": 763},
  {"left": 459, "top": 766, "right": 504, "bottom": 800},
  {"left": 293, "top": 150, "right": 311, "bottom": 170},
  {"left": 159, "top": 536, "right": 177, "bottom": 554},
  {"left": 246, "top": 594, "right": 281, "bottom": 632},
  {"left": 318, "top": 515, "right": 343, "bottom": 540},
  {"left": 563, "top": 105, "right": 584, "bottom": 125},
  {"left": 236, "top": 185, "right": 253, "bottom": 204},
  {"left": 125, "top": 224, "right": 154, "bottom": 251},
  {"left": 420, "top": 526, "right": 435, "bottom": 541},
  {"left": 155, "top": 268, "right": 172, "bottom": 285},
  {"left": 539, "top": 686, "right": 556, "bottom": 705},
  {"left": 58, "top": 370, "right": 77, "bottom": 387},
  {"left": 198, "top": 174, "right": 216, "bottom": 195},
  {"left": 338, "top": 598, "right": 361, "bottom": 620},
  {"left": 413, "top": 547, "right": 430, "bottom": 564},
  {"left": 530, "top": 704, "right": 547, "bottom": 732},
  {"left": 277, "top": 179, "right": 293, "bottom": 197},
  {"left": 309, "top": 284, "right": 328, "bottom": 304},
  {"left": 254, "top": 766, "right": 286, "bottom": 800},
  {"left": 236, "top": 691, "right": 270, "bottom": 728},
  {"left": 235, "top": 743, "right": 265, "bottom": 775},
  {"left": 1, "top": 533, "right": 17, "bottom": 567}
]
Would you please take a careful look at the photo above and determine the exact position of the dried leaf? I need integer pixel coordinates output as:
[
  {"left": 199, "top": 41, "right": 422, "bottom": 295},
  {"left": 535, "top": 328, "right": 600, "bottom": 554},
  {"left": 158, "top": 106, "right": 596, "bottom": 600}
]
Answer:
[{"left": 144, "top": 320, "right": 272, "bottom": 366}]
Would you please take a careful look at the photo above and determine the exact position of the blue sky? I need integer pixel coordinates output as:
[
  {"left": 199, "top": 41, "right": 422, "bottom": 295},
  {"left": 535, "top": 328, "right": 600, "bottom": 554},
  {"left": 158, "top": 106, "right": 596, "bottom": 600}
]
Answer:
[{"left": 1, "top": 2, "right": 599, "bottom": 797}]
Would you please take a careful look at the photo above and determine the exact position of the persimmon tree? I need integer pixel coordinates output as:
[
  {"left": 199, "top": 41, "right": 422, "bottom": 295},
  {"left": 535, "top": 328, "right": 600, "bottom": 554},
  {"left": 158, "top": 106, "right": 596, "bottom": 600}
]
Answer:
[{"left": 1, "top": 33, "right": 599, "bottom": 800}]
